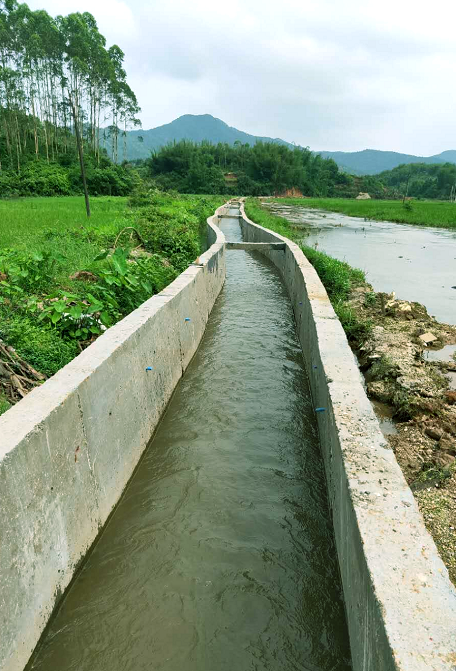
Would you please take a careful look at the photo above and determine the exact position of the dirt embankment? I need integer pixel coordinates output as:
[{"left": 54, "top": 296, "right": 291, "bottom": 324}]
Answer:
[{"left": 348, "top": 287, "right": 456, "bottom": 584}]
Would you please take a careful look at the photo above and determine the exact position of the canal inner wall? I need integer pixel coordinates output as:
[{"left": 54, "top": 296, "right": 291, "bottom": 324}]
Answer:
[
  {"left": 239, "top": 201, "right": 456, "bottom": 671},
  {"left": 0, "top": 208, "right": 226, "bottom": 671}
]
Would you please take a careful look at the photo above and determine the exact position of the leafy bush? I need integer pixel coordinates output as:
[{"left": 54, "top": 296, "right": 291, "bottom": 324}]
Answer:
[
  {"left": 0, "top": 312, "right": 78, "bottom": 376},
  {"left": 0, "top": 248, "right": 64, "bottom": 292},
  {"left": 94, "top": 247, "right": 177, "bottom": 314},
  {"left": 30, "top": 290, "right": 117, "bottom": 340},
  {"left": 86, "top": 166, "right": 135, "bottom": 196},
  {"left": 0, "top": 158, "right": 137, "bottom": 199}
]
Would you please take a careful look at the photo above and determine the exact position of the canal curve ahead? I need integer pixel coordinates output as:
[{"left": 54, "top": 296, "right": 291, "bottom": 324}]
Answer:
[{"left": 28, "top": 206, "right": 351, "bottom": 671}]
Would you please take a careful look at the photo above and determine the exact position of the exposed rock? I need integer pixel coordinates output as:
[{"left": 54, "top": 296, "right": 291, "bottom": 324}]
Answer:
[
  {"left": 425, "top": 427, "right": 442, "bottom": 441},
  {"left": 367, "top": 381, "right": 393, "bottom": 404},
  {"left": 440, "top": 437, "right": 456, "bottom": 455},
  {"left": 442, "top": 421, "right": 456, "bottom": 437},
  {"left": 356, "top": 192, "right": 371, "bottom": 200},
  {"left": 419, "top": 331, "right": 438, "bottom": 345},
  {"left": 434, "top": 452, "right": 455, "bottom": 468}
]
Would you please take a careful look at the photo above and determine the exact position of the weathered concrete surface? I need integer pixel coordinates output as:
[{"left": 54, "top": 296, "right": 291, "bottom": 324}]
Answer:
[
  {"left": 0, "top": 209, "right": 226, "bottom": 671},
  {"left": 239, "top": 201, "right": 456, "bottom": 671}
]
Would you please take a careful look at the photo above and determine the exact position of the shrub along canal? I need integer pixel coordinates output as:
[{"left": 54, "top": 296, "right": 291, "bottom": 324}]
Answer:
[
  {"left": 27, "top": 210, "right": 351, "bottom": 671},
  {"left": 264, "top": 203, "right": 456, "bottom": 325}
]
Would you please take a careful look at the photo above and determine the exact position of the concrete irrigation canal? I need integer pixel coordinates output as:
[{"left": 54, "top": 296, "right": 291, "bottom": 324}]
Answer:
[{"left": 1, "top": 203, "right": 456, "bottom": 671}]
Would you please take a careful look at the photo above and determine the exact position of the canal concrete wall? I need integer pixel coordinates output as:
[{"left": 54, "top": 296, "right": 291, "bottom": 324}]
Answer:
[
  {"left": 0, "top": 210, "right": 226, "bottom": 671},
  {"left": 239, "top": 202, "right": 456, "bottom": 671}
]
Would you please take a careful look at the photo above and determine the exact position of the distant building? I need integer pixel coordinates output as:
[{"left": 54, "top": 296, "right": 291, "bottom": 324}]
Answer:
[
  {"left": 224, "top": 172, "right": 238, "bottom": 183},
  {"left": 356, "top": 192, "right": 371, "bottom": 200}
]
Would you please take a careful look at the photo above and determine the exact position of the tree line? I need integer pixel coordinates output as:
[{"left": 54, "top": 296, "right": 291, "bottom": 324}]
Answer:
[
  {"left": 377, "top": 162, "right": 456, "bottom": 200},
  {"left": 145, "top": 140, "right": 356, "bottom": 196},
  {"left": 0, "top": 0, "right": 140, "bottom": 205}
]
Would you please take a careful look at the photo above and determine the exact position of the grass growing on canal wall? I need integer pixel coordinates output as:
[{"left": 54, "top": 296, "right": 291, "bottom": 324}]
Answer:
[
  {"left": 275, "top": 197, "right": 456, "bottom": 228},
  {"left": 0, "top": 191, "right": 224, "bottom": 413},
  {"left": 244, "top": 198, "right": 372, "bottom": 342}
]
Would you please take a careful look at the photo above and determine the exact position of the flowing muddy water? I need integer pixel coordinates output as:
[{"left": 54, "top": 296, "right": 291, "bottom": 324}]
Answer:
[
  {"left": 29, "top": 208, "right": 351, "bottom": 671},
  {"left": 264, "top": 203, "right": 456, "bottom": 325}
]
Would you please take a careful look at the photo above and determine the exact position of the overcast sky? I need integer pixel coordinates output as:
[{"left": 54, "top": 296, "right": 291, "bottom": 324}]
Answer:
[{"left": 27, "top": 0, "right": 456, "bottom": 155}]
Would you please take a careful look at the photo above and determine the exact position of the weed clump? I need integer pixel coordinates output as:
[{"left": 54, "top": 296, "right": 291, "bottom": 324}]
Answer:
[{"left": 0, "top": 313, "right": 79, "bottom": 377}]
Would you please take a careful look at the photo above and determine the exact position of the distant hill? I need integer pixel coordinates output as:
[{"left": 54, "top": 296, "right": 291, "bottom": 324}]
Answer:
[
  {"left": 111, "top": 114, "right": 294, "bottom": 161},
  {"left": 111, "top": 114, "right": 456, "bottom": 176},
  {"left": 317, "top": 149, "right": 456, "bottom": 175}
]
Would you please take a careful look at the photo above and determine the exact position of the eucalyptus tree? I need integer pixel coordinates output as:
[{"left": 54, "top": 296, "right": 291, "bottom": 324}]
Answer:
[{"left": 0, "top": 0, "right": 141, "bottom": 214}]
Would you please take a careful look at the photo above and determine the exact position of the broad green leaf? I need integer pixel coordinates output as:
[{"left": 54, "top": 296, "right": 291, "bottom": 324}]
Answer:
[
  {"left": 93, "top": 249, "right": 110, "bottom": 262},
  {"left": 100, "top": 311, "right": 111, "bottom": 326},
  {"left": 69, "top": 305, "right": 82, "bottom": 319},
  {"left": 53, "top": 300, "right": 67, "bottom": 313}
]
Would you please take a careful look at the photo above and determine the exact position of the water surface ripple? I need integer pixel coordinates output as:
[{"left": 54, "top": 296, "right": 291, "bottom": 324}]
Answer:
[{"left": 30, "top": 211, "right": 351, "bottom": 671}]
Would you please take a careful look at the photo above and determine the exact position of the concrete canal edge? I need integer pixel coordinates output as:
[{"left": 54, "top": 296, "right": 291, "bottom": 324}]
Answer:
[
  {"left": 239, "top": 201, "right": 456, "bottom": 671},
  {"left": 0, "top": 207, "right": 227, "bottom": 671}
]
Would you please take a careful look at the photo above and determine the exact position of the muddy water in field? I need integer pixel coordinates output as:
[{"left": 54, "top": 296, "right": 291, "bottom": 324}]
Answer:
[
  {"left": 264, "top": 203, "right": 456, "bottom": 325},
  {"left": 29, "top": 209, "right": 351, "bottom": 671}
]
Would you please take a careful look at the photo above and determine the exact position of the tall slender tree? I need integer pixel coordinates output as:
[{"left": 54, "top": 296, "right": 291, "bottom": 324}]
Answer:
[{"left": 0, "top": 1, "right": 141, "bottom": 212}]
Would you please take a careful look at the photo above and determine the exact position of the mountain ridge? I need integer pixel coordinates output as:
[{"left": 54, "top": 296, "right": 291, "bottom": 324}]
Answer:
[
  {"left": 114, "top": 114, "right": 293, "bottom": 162},
  {"left": 317, "top": 148, "right": 456, "bottom": 175},
  {"left": 116, "top": 114, "right": 456, "bottom": 175}
]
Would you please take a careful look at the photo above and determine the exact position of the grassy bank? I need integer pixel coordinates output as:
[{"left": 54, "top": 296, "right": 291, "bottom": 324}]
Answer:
[
  {"left": 244, "top": 198, "right": 371, "bottom": 341},
  {"left": 0, "top": 196, "right": 128, "bottom": 247},
  {"left": 0, "top": 192, "right": 223, "bottom": 412},
  {"left": 275, "top": 197, "right": 456, "bottom": 228}
]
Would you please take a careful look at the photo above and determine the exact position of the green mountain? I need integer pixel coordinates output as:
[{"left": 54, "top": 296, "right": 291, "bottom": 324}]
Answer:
[
  {"left": 115, "top": 114, "right": 456, "bottom": 176},
  {"left": 317, "top": 149, "right": 456, "bottom": 175},
  {"left": 113, "top": 114, "right": 293, "bottom": 161}
]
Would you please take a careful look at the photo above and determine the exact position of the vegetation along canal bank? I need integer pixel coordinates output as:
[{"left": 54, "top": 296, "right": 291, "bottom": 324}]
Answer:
[
  {"left": 246, "top": 197, "right": 456, "bottom": 584},
  {"left": 0, "top": 191, "right": 224, "bottom": 415},
  {"left": 275, "top": 196, "right": 456, "bottom": 228}
]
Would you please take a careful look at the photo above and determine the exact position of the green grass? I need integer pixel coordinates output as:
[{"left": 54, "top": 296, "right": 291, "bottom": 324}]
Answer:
[
  {"left": 245, "top": 198, "right": 372, "bottom": 342},
  {"left": 0, "top": 196, "right": 129, "bottom": 288},
  {"left": 0, "top": 393, "right": 11, "bottom": 416},
  {"left": 0, "top": 196, "right": 128, "bottom": 247},
  {"left": 0, "top": 193, "right": 224, "bottom": 390},
  {"left": 275, "top": 197, "right": 456, "bottom": 228}
]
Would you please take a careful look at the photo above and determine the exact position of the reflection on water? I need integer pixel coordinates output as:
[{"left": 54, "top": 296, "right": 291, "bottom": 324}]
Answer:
[
  {"left": 265, "top": 203, "right": 456, "bottom": 325},
  {"left": 370, "top": 399, "right": 398, "bottom": 436}
]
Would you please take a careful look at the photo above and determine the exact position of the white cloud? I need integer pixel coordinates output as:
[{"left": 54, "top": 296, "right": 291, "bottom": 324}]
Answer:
[{"left": 26, "top": 0, "right": 456, "bottom": 154}]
